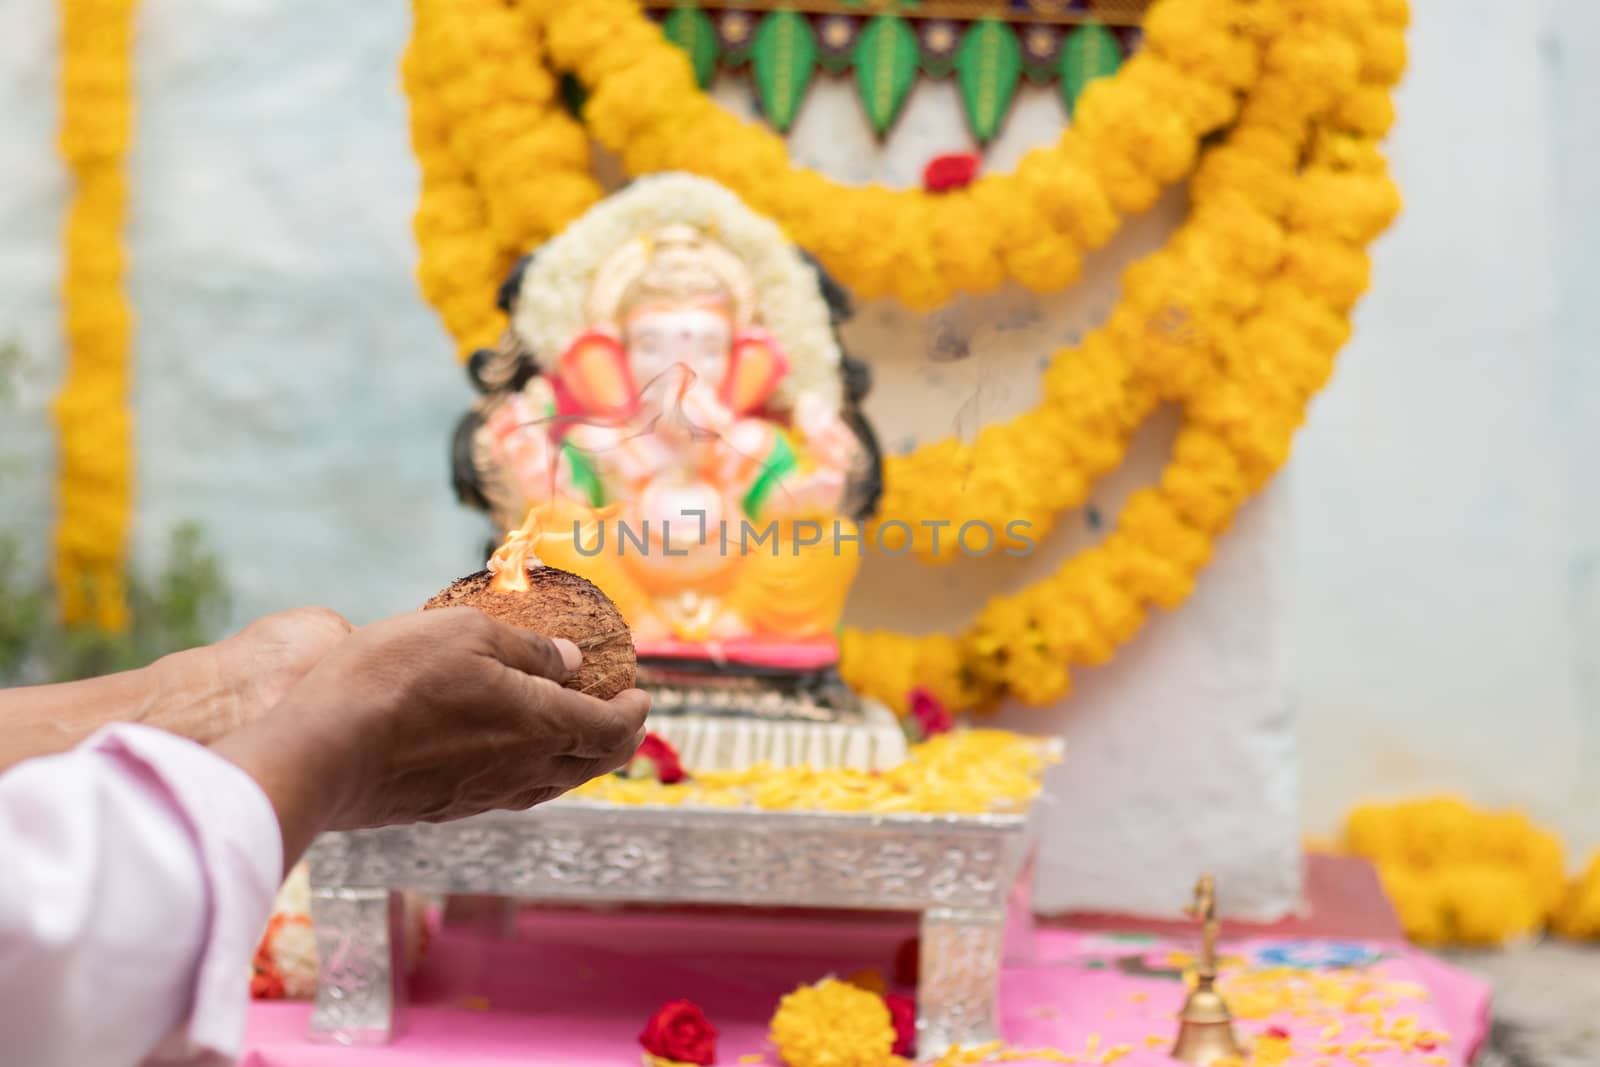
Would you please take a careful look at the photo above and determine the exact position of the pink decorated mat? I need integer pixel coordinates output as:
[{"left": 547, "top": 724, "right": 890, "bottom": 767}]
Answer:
[{"left": 242, "top": 905, "right": 1489, "bottom": 1066}]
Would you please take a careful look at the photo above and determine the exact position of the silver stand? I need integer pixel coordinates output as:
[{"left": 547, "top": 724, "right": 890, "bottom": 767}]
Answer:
[{"left": 305, "top": 802, "right": 1038, "bottom": 1055}]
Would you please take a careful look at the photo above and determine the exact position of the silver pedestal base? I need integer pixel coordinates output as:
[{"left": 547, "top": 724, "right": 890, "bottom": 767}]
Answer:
[{"left": 306, "top": 800, "right": 1037, "bottom": 1055}]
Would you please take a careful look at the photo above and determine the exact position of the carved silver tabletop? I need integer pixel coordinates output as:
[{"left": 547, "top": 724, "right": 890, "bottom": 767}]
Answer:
[{"left": 306, "top": 798, "right": 1043, "bottom": 1055}]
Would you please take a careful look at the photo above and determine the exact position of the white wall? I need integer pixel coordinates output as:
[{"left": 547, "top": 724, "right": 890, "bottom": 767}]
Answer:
[{"left": 1291, "top": 0, "right": 1600, "bottom": 856}]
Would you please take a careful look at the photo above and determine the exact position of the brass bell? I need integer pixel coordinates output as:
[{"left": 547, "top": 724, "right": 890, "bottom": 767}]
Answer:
[
  {"left": 1171, "top": 875, "right": 1245, "bottom": 1065},
  {"left": 1172, "top": 972, "right": 1245, "bottom": 1064}
]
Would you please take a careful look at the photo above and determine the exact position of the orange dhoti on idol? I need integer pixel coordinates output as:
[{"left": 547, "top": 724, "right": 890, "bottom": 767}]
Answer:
[{"left": 510, "top": 500, "right": 863, "bottom": 659}]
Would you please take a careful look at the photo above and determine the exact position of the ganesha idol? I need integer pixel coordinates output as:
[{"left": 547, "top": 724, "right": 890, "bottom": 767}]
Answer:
[{"left": 451, "top": 174, "right": 905, "bottom": 770}]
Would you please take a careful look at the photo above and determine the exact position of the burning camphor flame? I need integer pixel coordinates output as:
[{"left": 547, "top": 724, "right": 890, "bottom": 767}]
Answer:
[
  {"left": 488, "top": 503, "right": 620, "bottom": 594},
  {"left": 488, "top": 508, "right": 545, "bottom": 593}
]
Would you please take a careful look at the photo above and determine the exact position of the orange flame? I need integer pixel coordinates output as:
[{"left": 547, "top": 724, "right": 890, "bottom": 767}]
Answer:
[
  {"left": 488, "top": 508, "right": 545, "bottom": 593},
  {"left": 483, "top": 502, "right": 620, "bottom": 591}
]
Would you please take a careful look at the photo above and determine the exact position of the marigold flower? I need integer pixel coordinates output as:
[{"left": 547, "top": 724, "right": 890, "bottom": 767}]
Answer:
[{"left": 770, "top": 979, "right": 894, "bottom": 1067}]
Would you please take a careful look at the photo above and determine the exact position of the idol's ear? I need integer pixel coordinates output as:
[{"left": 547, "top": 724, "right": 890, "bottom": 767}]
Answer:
[
  {"left": 722, "top": 329, "right": 790, "bottom": 414},
  {"left": 497, "top": 253, "right": 535, "bottom": 315},
  {"left": 557, "top": 329, "right": 638, "bottom": 419},
  {"left": 450, "top": 409, "right": 491, "bottom": 512},
  {"left": 466, "top": 335, "right": 539, "bottom": 396},
  {"left": 796, "top": 248, "right": 854, "bottom": 325},
  {"left": 839, "top": 353, "right": 872, "bottom": 406},
  {"left": 836, "top": 352, "right": 882, "bottom": 521}
]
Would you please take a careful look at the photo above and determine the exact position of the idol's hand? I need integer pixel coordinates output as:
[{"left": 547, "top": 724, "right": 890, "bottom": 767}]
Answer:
[
  {"left": 760, "top": 467, "right": 847, "bottom": 520},
  {"left": 653, "top": 375, "right": 734, "bottom": 445},
  {"left": 792, "top": 392, "right": 859, "bottom": 471},
  {"left": 211, "top": 608, "right": 649, "bottom": 870}
]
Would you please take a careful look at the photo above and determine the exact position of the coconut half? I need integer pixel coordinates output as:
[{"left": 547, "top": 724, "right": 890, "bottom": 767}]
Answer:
[{"left": 422, "top": 568, "right": 637, "bottom": 700}]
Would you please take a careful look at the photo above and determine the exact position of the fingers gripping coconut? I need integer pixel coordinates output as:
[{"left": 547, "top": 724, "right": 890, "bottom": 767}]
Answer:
[{"left": 208, "top": 513, "right": 645, "bottom": 873}]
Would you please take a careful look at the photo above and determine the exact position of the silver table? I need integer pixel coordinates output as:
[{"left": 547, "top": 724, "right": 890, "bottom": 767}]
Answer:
[{"left": 306, "top": 800, "right": 1040, "bottom": 1054}]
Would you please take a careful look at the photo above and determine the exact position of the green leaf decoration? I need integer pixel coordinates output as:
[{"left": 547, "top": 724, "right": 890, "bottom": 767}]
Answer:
[
  {"left": 1060, "top": 22, "right": 1122, "bottom": 119},
  {"left": 956, "top": 19, "right": 1022, "bottom": 145},
  {"left": 663, "top": 7, "right": 720, "bottom": 90},
  {"left": 853, "top": 14, "right": 920, "bottom": 137},
  {"left": 751, "top": 11, "right": 819, "bottom": 134}
]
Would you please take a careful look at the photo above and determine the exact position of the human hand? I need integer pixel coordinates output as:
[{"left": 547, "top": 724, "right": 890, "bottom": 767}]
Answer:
[
  {"left": 142, "top": 607, "right": 355, "bottom": 746},
  {"left": 191, "top": 608, "right": 354, "bottom": 736},
  {"left": 212, "top": 608, "right": 649, "bottom": 867},
  {"left": 0, "top": 607, "right": 352, "bottom": 772}
]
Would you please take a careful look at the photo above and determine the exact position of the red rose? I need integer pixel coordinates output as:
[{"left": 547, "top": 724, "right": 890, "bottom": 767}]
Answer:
[
  {"left": 922, "top": 152, "right": 980, "bottom": 193},
  {"left": 640, "top": 999, "right": 717, "bottom": 1065},
  {"left": 886, "top": 993, "right": 916, "bottom": 1057},
  {"left": 908, "top": 687, "right": 953, "bottom": 738},
  {"left": 1264, "top": 1026, "right": 1290, "bottom": 1040},
  {"left": 626, "top": 732, "right": 686, "bottom": 784}
]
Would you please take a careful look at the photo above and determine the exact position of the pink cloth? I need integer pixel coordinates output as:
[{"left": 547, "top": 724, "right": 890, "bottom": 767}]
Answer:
[
  {"left": 244, "top": 907, "right": 1491, "bottom": 1066},
  {"left": 0, "top": 724, "right": 282, "bottom": 1067}
]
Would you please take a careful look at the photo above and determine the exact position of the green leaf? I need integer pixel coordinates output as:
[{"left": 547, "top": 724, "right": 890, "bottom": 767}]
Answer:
[
  {"left": 1060, "top": 22, "right": 1122, "bottom": 119},
  {"left": 751, "top": 11, "right": 819, "bottom": 133},
  {"left": 853, "top": 14, "right": 920, "bottom": 137},
  {"left": 956, "top": 18, "right": 1022, "bottom": 145},
  {"left": 663, "top": 7, "right": 720, "bottom": 90}
]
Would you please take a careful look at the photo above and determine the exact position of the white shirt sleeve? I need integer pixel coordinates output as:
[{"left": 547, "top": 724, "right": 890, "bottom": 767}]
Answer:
[{"left": 0, "top": 722, "right": 283, "bottom": 1067}]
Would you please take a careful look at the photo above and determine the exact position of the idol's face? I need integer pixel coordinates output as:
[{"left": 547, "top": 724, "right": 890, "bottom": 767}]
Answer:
[{"left": 623, "top": 300, "right": 732, "bottom": 395}]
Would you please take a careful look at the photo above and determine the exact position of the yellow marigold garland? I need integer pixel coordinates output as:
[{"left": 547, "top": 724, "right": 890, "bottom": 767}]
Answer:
[
  {"left": 54, "top": 0, "right": 139, "bottom": 630},
  {"left": 525, "top": 0, "right": 1248, "bottom": 310},
  {"left": 1342, "top": 796, "right": 1569, "bottom": 946},
  {"left": 405, "top": 0, "right": 602, "bottom": 359},
  {"left": 848, "top": 0, "right": 1407, "bottom": 712},
  {"left": 403, "top": 0, "right": 1409, "bottom": 714},
  {"left": 402, "top": 26, "right": 505, "bottom": 360},
  {"left": 1554, "top": 849, "right": 1600, "bottom": 939}
]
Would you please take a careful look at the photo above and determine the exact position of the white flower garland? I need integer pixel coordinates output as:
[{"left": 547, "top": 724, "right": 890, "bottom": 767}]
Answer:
[{"left": 513, "top": 173, "right": 843, "bottom": 411}]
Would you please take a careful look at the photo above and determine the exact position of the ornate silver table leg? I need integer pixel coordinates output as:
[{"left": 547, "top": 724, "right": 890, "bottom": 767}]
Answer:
[
  {"left": 917, "top": 906, "right": 1008, "bottom": 1052},
  {"left": 309, "top": 887, "right": 406, "bottom": 1044}
]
